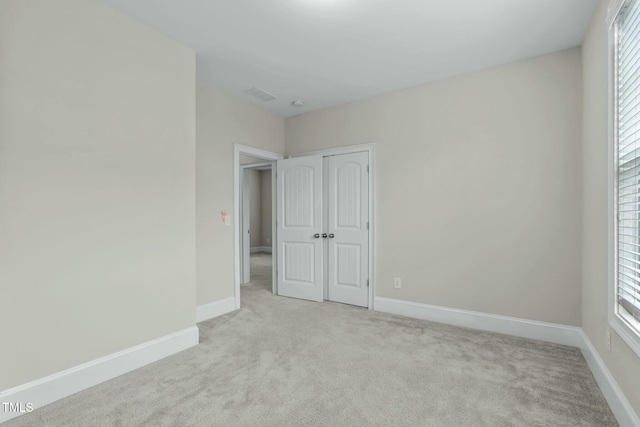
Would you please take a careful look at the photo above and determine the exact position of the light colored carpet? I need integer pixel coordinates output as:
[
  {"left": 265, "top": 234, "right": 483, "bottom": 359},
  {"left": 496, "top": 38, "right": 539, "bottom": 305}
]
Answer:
[{"left": 5, "top": 253, "right": 617, "bottom": 426}]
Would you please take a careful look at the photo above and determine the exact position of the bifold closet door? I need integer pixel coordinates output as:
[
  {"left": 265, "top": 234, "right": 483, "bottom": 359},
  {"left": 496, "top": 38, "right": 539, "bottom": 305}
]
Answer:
[
  {"left": 326, "top": 152, "right": 369, "bottom": 307},
  {"left": 276, "top": 156, "right": 323, "bottom": 302}
]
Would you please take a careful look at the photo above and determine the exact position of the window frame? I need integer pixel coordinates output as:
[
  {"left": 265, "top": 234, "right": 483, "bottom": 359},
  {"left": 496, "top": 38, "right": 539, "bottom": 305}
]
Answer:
[{"left": 608, "top": 0, "right": 640, "bottom": 358}]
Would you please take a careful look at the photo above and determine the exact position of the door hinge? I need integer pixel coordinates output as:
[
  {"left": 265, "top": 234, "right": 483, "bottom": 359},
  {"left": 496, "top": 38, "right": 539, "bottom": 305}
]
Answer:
[
  {"left": 366, "top": 222, "right": 369, "bottom": 230},
  {"left": 367, "top": 164, "right": 369, "bottom": 173},
  {"left": 367, "top": 279, "right": 370, "bottom": 287}
]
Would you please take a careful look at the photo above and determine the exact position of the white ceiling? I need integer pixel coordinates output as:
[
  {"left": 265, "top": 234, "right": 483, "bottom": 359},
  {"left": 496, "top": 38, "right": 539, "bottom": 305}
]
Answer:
[{"left": 104, "top": 0, "right": 598, "bottom": 117}]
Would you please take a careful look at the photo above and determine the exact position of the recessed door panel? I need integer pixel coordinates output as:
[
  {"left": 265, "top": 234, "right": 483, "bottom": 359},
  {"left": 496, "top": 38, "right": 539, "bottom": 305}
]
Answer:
[
  {"left": 336, "top": 164, "right": 361, "bottom": 229},
  {"left": 283, "top": 167, "right": 314, "bottom": 228},
  {"left": 283, "top": 242, "right": 315, "bottom": 284},
  {"left": 335, "top": 244, "right": 361, "bottom": 288}
]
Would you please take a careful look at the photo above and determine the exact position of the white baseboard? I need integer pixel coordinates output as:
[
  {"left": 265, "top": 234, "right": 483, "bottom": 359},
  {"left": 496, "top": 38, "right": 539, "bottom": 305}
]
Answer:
[
  {"left": 579, "top": 331, "right": 640, "bottom": 427},
  {"left": 250, "top": 246, "right": 272, "bottom": 254},
  {"left": 374, "top": 296, "right": 639, "bottom": 427},
  {"left": 374, "top": 297, "right": 583, "bottom": 346},
  {"left": 196, "top": 297, "right": 236, "bottom": 323},
  {"left": 0, "top": 326, "right": 199, "bottom": 424}
]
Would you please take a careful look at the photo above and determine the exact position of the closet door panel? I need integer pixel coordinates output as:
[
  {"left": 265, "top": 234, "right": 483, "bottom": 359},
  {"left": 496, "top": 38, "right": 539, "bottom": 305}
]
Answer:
[
  {"left": 326, "top": 152, "right": 369, "bottom": 307},
  {"left": 276, "top": 156, "right": 323, "bottom": 302}
]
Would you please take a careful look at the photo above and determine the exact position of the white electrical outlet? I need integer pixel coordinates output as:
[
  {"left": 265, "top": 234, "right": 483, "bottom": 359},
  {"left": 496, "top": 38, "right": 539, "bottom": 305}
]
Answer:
[
  {"left": 266, "top": 237, "right": 270, "bottom": 243},
  {"left": 393, "top": 277, "right": 401, "bottom": 289},
  {"left": 606, "top": 329, "right": 611, "bottom": 352}
]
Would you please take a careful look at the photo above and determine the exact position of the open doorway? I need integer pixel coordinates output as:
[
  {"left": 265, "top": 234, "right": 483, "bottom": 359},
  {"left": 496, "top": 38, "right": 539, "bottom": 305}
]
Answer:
[
  {"left": 240, "top": 160, "right": 273, "bottom": 286},
  {"left": 233, "top": 144, "right": 282, "bottom": 310}
]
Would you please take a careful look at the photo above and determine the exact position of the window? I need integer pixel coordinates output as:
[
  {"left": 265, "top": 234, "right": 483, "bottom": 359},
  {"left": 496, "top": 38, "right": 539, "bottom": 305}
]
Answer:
[{"left": 611, "top": 0, "right": 640, "bottom": 356}]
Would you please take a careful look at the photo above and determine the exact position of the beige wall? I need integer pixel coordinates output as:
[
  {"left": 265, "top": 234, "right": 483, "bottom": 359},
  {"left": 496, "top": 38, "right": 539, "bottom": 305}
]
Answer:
[
  {"left": 240, "top": 155, "right": 265, "bottom": 164},
  {"left": 247, "top": 169, "right": 272, "bottom": 248},
  {"left": 261, "top": 170, "right": 273, "bottom": 247},
  {"left": 582, "top": 0, "right": 640, "bottom": 415},
  {"left": 286, "top": 48, "right": 583, "bottom": 326},
  {"left": 0, "top": 0, "right": 196, "bottom": 390},
  {"left": 196, "top": 82, "right": 284, "bottom": 305},
  {"left": 248, "top": 169, "right": 262, "bottom": 248}
]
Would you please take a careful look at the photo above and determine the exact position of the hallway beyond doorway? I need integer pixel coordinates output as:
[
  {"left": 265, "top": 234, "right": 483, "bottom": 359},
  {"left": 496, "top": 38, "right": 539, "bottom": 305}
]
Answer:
[{"left": 241, "top": 253, "right": 272, "bottom": 292}]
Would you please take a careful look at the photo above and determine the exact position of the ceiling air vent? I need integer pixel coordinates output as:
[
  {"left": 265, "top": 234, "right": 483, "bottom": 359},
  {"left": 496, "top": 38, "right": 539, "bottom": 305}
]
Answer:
[{"left": 244, "top": 87, "right": 276, "bottom": 102}]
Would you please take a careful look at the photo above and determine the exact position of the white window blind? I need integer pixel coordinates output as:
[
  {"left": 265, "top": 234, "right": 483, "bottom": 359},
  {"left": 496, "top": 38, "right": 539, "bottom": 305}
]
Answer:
[{"left": 616, "top": 0, "right": 640, "bottom": 331}]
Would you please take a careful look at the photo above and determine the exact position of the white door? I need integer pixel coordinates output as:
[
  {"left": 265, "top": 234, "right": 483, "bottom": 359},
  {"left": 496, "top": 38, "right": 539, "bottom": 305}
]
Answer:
[
  {"left": 276, "top": 156, "right": 323, "bottom": 302},
  {"left": 326, "top": 152, "right": 369, "bottom": 307}
]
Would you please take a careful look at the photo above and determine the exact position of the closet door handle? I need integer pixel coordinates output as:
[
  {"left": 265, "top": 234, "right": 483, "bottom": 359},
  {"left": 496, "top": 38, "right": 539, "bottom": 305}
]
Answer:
[
  {"left": 328, "top": 233, "right": 335, "bottom": 238},
  {"left": 314, "top": 233, "right": 320, "bottom": 238},
  {"left": 321, "top": 233, "right": 328, "bottom": 238}
]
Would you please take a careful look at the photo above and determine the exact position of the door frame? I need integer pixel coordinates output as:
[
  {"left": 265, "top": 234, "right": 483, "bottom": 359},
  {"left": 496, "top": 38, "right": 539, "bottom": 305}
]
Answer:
[
  {"left": 289, "top": 143, "right": 376, "bottom": 310},
  {"left": 234, "top": 144, "right": 283, "bottom": 310}
]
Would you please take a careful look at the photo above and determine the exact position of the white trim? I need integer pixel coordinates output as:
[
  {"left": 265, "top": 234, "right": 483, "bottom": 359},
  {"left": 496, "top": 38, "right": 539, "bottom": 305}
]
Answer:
[
  {"left": 241, "top": 168, "right": 250, "bottom": 283},
  {"left": 196, "top": 297, "right": 237, "bottom": 323},
  {"left": 607, "top": 0, "right": 640, "bottom": 359},
  {"left": 374, "top": 297, "right": 584, "bottom": 346},
  {"left": 271, "top": 164, "right": 277, "bottom": 295},
  {"left": 0, "top": 326, "right": 199, "bottom": 424},
  {"left": 607, "top": 0, "right": 627, "bottom": 26},
  {"left": 241, "top": 161, "right": 272, "bottom": 170},
  {"left": 289, "top": 143, "right": 374, "bottom": 159},
  {"left": 374, "top": 296, "right": 640, "bottom": 426},
  {"left": 234, "top": 144, "right": 283, "bottom": 310},
  {"left": 580, "top": 331, "right": 640, "bottom": 427},
  {"left": 610, "top": 312, "right": 640, "bottom": 358},
  {"left": 369, "top": 147, "right": 375, "bottom": 310},
  {"left": 250, "top": 246, "right": 272, "bottom": 254},
  {"left": 290, "top": 143, "right": 376, "bottom": 310}
]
